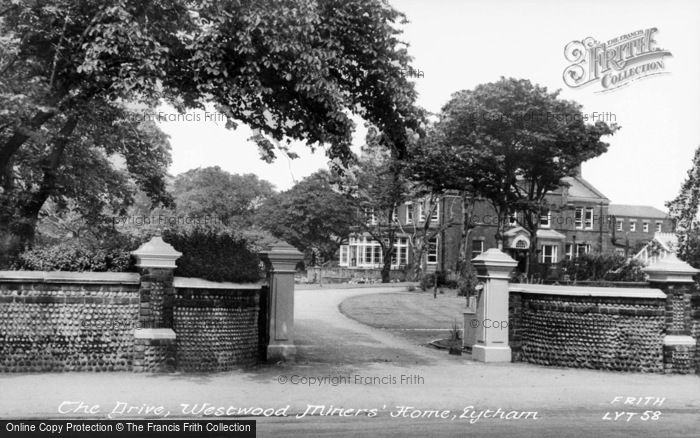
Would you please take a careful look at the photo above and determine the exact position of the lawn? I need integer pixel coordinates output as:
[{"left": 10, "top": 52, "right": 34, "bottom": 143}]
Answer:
[{"left": 338, "top": 289, "right": 469, "bottom": 347}]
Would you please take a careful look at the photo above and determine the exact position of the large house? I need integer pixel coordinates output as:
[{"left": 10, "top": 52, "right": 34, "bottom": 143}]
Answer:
[{"left": 338, "top": 167, "right": 673, "bottom": 277}]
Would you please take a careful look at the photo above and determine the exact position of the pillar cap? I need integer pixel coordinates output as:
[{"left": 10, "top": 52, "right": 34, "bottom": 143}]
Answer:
[
  {"left": 643, "top": 253, "right": 699, "bottom": 283},
  {"left": 260, "top": 241, "right": 303, "bottom": 260},
  {"left": 471, "top": 248, "right": 517, "bottom": 279},
  {"left": 131, "top": 235, "right": 182, "bottom": 269}
]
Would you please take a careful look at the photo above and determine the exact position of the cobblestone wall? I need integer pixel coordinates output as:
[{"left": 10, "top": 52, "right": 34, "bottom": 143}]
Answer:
[
  {"left": 692, "top": 289, "right": 700, "bottom": 374},
  {"left": 509, "top": 292, "right": 665, "bottom": 372},
  {"left": 0, "top": 273, "right": 140, "bottom": 372},
  {"left": 174, "top": 286, "right": 260, "bottom": 372}
]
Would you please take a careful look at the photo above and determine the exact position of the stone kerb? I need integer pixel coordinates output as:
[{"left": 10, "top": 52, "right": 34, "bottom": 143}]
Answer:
[
  {"left": 259, "top": 241, "right": 303, "bottom": 362},
  {"left": 468, "top": 248, "right": 518, "bottom": 363},
  {"left": 130, "top": 235, "right": 182, "bottom": 372},
  {"left": 644, "top": 254, "right": 699, "bottom": 374}
]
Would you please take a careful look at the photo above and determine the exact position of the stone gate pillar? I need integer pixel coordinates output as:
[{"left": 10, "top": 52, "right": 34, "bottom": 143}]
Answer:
[
  {"left": 470, "top": 248, "right": 517, "bottom": 362},
  {"left": 260, "top": 241, "right": 303, "bottom": 362},
  {"left": 130, "top": 234, "right": 181, "bottom": 372},
  {"left": 644, "top": 254, "right": 699, "bottom": 374}
]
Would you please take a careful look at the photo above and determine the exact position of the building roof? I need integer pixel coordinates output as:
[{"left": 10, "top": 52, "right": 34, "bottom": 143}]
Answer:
[
  {"left": 558, "top": 176, "right": 610, "bottom": 203},
  {"left": 608, "top": 204, "right": 668, "bottom": 218}
]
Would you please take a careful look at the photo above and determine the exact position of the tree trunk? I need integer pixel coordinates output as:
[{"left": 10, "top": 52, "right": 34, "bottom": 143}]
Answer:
[
  {"left": 381, "top": 249, "right": 392, "bottom": 283},
  {"left": 0, "top": 116, "right": 77, "bottom": 263}
]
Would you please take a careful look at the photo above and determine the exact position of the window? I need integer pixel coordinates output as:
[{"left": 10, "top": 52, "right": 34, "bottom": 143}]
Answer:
[
  {"left": 365, "top": 208, "right": 377, "bottom": 225},
  {"left": 630, "top": 220, "right": 636, "bottom": 232},
  {"left": 406, "top": 203, "right": 413, "bottom": 224},
  {"left": 350, "top": 236, "right": 383, "bottom": 268},
  {"left": 584, "top": 207, "right": 594, "bottom": 229},
  {"left": 540, "top": 209, "right": 551, "bottom": 228},
  {"left": 471, "top": 240, "right": 484, "bottom": 259},
  {"left": 575, "top": 207, "right": 583, "bottom": 229},
  {"left": 541, "top": 245, "right": 558, "bottom": 264},
  {"left": 391, "top": 237, "right": 409, "bottom": 267},
  {"left": 655, "top": 222, "right": 662, "bottom": 233},
  {"left": 340, "top": 245, "right": 349, "bottom": 266},
  {"left": 418, "top": 202, "right": 426, "bottom": 222},
  {"left": 565, "top": 244, "right": 573, "bottom": 260},
  {"left": 430, "top": 201, "right": 440, "bottom": 223},
  {"left": 575, "top": 243, "right": 590, "bottom": 256},
  {"left": 616, "top": 219, "right": 623, "bottom": 232},
  {"left": 427, "top": 237, "right": 438, "bottom": 265},
  {"left": 643, "top": 221, "right": 649, "bottom": 232}
]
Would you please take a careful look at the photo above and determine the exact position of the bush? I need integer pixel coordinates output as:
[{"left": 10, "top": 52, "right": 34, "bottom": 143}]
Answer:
[
  {"left": 9, "top": 228, "right": 263, "bottom": 283},
  {"left": 10, "top": 242, "right": 136, "bottom": 272},
  {"left": 419, "top": 270, "right": 459, "bottom": 291},
  {"left": 559, "top": 253, "right": 646, "bottom": 282},
  {"left": 162, "top": 228, "right": 262, "bottom": 283}
]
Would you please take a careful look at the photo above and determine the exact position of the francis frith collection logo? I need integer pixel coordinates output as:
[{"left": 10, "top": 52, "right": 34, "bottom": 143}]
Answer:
[{"left": 563, "top": 28, "right": 672, "bottom": 92}]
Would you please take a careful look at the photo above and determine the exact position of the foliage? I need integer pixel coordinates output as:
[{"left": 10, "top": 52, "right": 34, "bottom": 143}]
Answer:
[
  {"left": 8, "top": 231, "right": 144, "bottom": 272},
  {"left": 412, "top": 77, "right": 618, "bottom": 275},
  {"left": 162, "top": 228, "right": 261, "bottom": 283},
  {"left": 418, "top": 270, "right": 458, "bottom": 291},
  {"left": 10, "top": 242, "right": 134, "bottom": 272},
  {"left": 0, "top": 0, "right": 422, "bottom": 260},
  {"left": 666, "top": 144, "right": 700, "bottom": 265},
  {"left": 171, "top": 167, "right": 275, "bottom": 228},
  {"left": 560, "top": 254, "right": 646, "bottom": 282},
  {"left": 258, "top": 170, "right": 355, "bottom": 265},
  {"left": 457, "top": 264, "right": 480, "bottom": 297}
]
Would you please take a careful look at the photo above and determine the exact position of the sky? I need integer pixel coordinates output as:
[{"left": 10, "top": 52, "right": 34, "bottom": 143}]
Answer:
[{"left": 159, "top": 0, "right": 700, "bottom": 211}]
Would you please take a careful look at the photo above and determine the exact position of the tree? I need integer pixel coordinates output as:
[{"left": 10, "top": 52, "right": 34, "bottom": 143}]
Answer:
[
  {"left": 413, "top": 78, "right": 618, "bottom": 276},
  {"left": 0, "top": 101, "right": 172, "bottom": 265},
  {"left": 666, "top": 145, "right": 700, "bottom": 266},
  {"left": 171, "top": 167, "right": 274, "bottom": 229},
  {"left": 334, "top": 127, "right": 410, "bottom": 282},
  {"left": 258, "top": 170, "right": 356, "bottom": 265},
  {"left": 408, "top": 129, "right": 480, "bottom": 280},
  {"left": 0, "top": 0, "right": 423, "bottom": 260}
]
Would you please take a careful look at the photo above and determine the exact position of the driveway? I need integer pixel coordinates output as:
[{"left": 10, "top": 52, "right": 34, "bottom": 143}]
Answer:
[{"left": 0, "top": 285, "right": 699, "bottom": 437}]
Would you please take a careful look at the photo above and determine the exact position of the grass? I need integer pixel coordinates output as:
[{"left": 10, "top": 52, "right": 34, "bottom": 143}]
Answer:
[{"left": 338, "top": 288, "right": 468, "bottom": 346}]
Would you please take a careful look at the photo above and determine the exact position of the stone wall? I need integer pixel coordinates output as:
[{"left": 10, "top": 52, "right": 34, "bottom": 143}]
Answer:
[
  {"left": 0, "top": 272, "right": 140, "bottom": 372},
  {"left": 173, "top": 278, "right": 260, "bottom": 372},
  {"left": 691, "top": 288, "right": 700, "bottom": 374},
  {"left": 509, "top": 285, "right": 666, "bottom": 373}
]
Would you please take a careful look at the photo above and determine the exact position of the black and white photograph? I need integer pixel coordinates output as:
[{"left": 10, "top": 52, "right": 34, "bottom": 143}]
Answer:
[{"left": 1, "top": 0, "right": 699, "bottom": 436}]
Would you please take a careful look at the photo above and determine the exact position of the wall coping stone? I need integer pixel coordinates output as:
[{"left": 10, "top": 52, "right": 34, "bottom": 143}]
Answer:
[
  {"left": 134, "top": 328, "right": 176, "bottom": 340},
  {"left": 663, "top": 335, "right": 696, "bottom": 346},
  {"left": 0, "top": 270, "right": 140, "bottom": 284},
  {"left": 509, "top": 283, "right": 666, "bottom": 299},
  {"left": 173, "top": 276, "right": 263, "bottom": 290}
]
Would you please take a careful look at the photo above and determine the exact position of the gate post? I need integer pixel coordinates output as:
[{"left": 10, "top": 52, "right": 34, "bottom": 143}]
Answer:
[
  {"left": 644, "top": 254, "right": 699, "bottom": 374},
  {"left": 260, "top": 241, "right": 303, "bottom": 362},
  {"left": 470, "top": 248, "right": 517, "bottom": 362},
  {"left": 130, "top": 234, "right": 181, "bottom": 372}
]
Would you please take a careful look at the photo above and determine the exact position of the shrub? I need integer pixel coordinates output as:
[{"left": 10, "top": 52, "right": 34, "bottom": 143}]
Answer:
[
  {"left": 560, "top": 253, "right": 646, "bottom": 282},
  {"left": 10, "top": 242, "right": 136, "bottom": 272},
  {"left": 162, "top": 228, "right": 261, "bottom": 283}
]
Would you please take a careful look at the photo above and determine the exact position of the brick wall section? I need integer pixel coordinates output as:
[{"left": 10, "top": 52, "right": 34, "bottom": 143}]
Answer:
[
  {"left": 0, "top": 273, "right": 139, "bottom": 372},
  {"left": 508, "top": 292, "right": 665, "bottom": 372},
  {"left": 138, "top": 268, "right": 174, "bottom": 329},
  {"left": 174, "top": 286, "right": 260, "bottom": 372}
]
